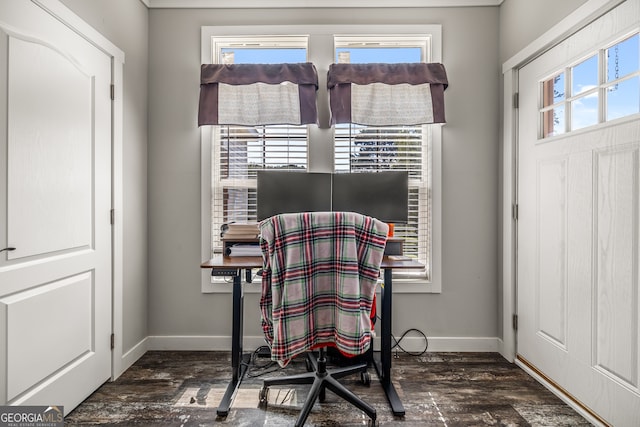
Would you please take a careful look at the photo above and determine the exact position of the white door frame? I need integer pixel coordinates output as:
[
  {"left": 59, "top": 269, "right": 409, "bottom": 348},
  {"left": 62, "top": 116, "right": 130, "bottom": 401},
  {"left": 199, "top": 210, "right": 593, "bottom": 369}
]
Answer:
[
  {"left": 500, "top": 0, "right": 627, "bottom": 362},
  {"left": 500, "top": 0, "right": 629, "bottom": 423},
  {"left": 31, "top": 0, "right": 127, "bottom": 380}
]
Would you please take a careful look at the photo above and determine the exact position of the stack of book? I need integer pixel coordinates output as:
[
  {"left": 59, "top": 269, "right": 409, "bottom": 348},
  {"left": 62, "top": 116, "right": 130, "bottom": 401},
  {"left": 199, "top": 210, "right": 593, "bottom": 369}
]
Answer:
[
  {"left": 221, "top": 222, "right": 261, "bottom": 257},
  {"left": 225, "top": 243, "right": 262, "bottom": 257},
  {"left": 220, "top": 222, "right": 259, "bottom": 239}
]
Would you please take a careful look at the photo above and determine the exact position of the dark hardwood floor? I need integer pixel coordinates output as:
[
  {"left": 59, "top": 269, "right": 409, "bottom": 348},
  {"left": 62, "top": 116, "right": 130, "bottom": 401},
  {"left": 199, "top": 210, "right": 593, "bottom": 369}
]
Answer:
[{"left": 65, "top": 351, "right": 591, "bottom": 426}]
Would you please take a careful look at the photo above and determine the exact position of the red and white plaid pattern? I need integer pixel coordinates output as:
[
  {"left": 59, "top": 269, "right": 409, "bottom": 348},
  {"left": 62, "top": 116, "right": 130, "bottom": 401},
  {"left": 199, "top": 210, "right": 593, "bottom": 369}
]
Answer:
[{"left": 259, "top": 211, "right": 388, "bottom": 367}]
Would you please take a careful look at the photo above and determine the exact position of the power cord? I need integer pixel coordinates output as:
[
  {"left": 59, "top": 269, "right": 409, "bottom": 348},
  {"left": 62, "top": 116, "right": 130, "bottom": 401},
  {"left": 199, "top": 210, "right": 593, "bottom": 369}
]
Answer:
[
  {"left": 391, "top": 328, "right": 429, "bottom": 358},
  {"left": 242, "top": 345, "right": 282, "bottom": 378},
  {"left": 374, "top": 313, "right": 428, "bottom": 357},
  {"left": 245, "top": 326, "right": 428, "bottom": 378}
]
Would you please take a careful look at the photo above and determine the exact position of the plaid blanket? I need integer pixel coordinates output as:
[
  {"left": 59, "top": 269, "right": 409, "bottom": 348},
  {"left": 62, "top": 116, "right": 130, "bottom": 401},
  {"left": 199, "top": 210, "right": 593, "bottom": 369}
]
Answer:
[{"left": 259, "top": 211, "right": 388, "bottom": 367}]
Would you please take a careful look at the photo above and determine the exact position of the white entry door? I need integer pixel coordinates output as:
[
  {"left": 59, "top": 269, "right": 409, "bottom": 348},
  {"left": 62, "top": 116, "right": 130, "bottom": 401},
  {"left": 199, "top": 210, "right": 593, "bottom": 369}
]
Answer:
[
  {"left": 0, "top": 0, "right": 112, "bottom": 412},
  {"left": 517, "top": 1, "right": 640, "bottom": 426}
]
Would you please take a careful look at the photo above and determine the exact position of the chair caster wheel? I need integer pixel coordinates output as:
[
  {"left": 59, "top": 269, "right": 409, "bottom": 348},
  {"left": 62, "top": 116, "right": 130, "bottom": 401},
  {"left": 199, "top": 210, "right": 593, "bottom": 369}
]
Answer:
[
  {"left": 367, "top": 419, "right": 378, "bottom": 426},
  {"left": 258, "top": 386, "right": 269, "bottom": 407},
  {"left": 361, "top": 371, "right": 371, "bottom": 386}
]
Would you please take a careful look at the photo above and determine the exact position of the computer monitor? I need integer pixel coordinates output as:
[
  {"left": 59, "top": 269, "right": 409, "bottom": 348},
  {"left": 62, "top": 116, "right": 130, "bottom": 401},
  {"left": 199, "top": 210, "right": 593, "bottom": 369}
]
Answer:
[
  {"left": 256, "top": 170, "right": 332, "bottom": 221},
  {"left": 332, "top": 171, "right": 409, "bottom": 223}
]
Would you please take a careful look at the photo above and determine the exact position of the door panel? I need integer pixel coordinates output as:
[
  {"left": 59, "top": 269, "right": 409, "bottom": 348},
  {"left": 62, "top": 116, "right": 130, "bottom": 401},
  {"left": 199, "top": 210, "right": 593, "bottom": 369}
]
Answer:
[
  {"left": 594, "top": 145, "right": 639, "bottom": 389},
  {"left": 7, "top": 36, "right": 93, "bottom": 260},
  {"left": 0, "top": 0, "right": 112, "bottom": 411},
  {"left": 536, "top": 157, "right": 568, "bottom": 349},
  {"left": 2, "top": 272, "right": 93, "bottom": 401},
  {"left": 517, "top": 1, "right": 640, "bottom": 425}
]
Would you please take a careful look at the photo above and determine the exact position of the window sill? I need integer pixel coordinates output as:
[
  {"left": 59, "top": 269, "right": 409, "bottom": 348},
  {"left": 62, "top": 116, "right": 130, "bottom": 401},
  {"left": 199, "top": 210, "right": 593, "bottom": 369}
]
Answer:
[{"left": 389, "top": 277, "right": 441, "bottom": 293}]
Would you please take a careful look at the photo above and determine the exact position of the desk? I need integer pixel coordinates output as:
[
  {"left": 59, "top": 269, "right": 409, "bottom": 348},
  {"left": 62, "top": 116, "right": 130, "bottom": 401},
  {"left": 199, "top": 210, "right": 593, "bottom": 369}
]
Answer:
[{"left": 200, "top": 255, "right": 422, "bottom": 417}]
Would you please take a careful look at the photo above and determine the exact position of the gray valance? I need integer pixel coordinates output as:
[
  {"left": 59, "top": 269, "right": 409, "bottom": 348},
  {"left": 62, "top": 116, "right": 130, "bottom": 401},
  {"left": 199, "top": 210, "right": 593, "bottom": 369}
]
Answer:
[
  {"left": 327, "top": 63, "right": 448, "bottom": 126},
  {"left": 198, "top": 62, "right": 318, "bottom": 126}
]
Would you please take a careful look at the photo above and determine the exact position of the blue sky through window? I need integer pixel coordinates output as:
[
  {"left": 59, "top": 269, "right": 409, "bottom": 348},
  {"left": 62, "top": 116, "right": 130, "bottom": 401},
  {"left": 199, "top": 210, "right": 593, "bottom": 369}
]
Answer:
[
  {"left": 222, "top": 46, "right": 421, "bottom": 64},
  {"left": 546, "top": 33, "right": 639, "bottom": 136},
  {"left": 607, "top": 34, "right": 639, "bottom": 82},
  {"left": 572, "top": 54, "right": 597, "bottom": 96},
  {"left": 221, "top": 48, "right": 307, "bottom": 64},
  {"left": 335, "top": 47, "right": 421, "bottom": 63}
]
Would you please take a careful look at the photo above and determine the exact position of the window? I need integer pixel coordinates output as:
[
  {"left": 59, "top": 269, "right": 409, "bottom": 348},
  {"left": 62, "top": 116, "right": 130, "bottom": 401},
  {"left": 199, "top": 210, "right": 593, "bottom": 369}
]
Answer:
[
  {"left": 541, "top": 32, "right": 640, "bottom": 138},
  {"left": 334, "top": 36, "right": 433, "bottom": 279},
  {"left": 210, "top": 37, "right": 308, "bottom": 253},
  {"left": 202, "top": 25, "right": 443, "bottom": 293}
]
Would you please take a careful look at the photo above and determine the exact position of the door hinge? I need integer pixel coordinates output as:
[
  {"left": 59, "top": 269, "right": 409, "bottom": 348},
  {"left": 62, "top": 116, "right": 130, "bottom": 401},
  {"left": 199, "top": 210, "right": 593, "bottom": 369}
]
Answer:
[
  {"left": 512, "top": 314, "right": 518, "bottom": 331},
  {"left": 110, "top": 333, "right": 115, "bottom": 350},
  {"left": 110, "top": 209, "right": 115, "bottom": 225},
  {"left": 110, "top": 84, "right": 115, "bottom": 101},
  {"left": 513, "top": 92, "right": 519, "bottom": 109},
  {"left": 512, "top": 203, "right": 519, "bottom": 221}
]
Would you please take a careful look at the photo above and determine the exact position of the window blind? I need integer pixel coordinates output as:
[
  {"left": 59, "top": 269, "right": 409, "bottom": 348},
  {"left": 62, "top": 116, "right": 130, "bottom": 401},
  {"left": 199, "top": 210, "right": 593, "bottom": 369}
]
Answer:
[
  {"left": 335, "top": 123, "right": 430, "bottom": 279},
  {"left": 211, "top": 124, "right": 308, "bottom": 251}
]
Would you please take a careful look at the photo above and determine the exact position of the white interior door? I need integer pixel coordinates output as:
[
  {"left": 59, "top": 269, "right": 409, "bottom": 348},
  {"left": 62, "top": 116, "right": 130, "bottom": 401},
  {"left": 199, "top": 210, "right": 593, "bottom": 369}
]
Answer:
[
  {"left": 517, "top": 1, "right": 640, "bottom": 426},
  {"left": 0, "top": 0, "right": 112, "bottom": 412}
]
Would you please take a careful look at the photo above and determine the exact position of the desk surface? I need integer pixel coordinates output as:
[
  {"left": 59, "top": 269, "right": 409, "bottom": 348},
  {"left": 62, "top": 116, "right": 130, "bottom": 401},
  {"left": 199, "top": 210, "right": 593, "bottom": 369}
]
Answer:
[
  {"left": 200, "top": 255, "right": 423, "bottom": 270},
  {"left": 201, "top": 256, "right": 261, "bottom": 269}
]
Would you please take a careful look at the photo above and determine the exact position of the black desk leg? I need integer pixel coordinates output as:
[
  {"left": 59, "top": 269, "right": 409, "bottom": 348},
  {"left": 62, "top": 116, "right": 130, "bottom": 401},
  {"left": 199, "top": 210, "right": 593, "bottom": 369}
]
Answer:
[
  {"left": 372, "top": 268, "right": 405, "bottom": 417},
  {"left": 217, "top": 272, "right": 250, "bottom": 417}
]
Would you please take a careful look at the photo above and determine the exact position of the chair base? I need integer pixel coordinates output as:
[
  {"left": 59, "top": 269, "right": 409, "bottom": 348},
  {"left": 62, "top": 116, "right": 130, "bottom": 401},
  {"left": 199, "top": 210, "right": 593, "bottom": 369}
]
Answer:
[{"left": 259, "top": 348, "right": 376, "bottom": 427}]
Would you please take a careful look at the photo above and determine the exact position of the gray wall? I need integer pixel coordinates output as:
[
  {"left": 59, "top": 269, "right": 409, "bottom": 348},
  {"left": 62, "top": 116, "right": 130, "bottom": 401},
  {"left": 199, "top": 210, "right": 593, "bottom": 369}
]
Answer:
[
  {"left": 499, "top": 0, "right": 589, "bottom": 63},
  {"left": 60, "top": 0, "right": 149, "bottom": 354},
  {"left": 53, "top": 0, "right": 595, "bottom": 354},
  {"left": 148, "top": 7, "right": 501, "bottom": 342}
]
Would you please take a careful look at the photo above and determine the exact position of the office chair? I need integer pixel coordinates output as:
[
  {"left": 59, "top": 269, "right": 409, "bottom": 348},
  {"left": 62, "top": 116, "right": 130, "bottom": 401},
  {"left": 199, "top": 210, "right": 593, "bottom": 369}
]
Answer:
[{"left": 257, "top": 211, "right": 388, "bottom": 427}]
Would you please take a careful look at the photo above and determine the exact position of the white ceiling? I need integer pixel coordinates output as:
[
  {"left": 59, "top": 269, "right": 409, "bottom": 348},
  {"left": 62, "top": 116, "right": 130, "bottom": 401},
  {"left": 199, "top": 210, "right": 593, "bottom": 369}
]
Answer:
[{"left": 142, "top": 0, "right": 504, "bottom": 8}]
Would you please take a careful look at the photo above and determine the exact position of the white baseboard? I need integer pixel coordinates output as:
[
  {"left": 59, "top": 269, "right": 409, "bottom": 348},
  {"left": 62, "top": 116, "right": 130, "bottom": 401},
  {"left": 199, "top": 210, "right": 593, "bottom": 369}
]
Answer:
[
  {"left": 423, "top": 336, "right": 499, "bottom": 352},
  {"left": 146, "top": 335, "right": 500, "bottom": 353},
  {"left": 116, "top": 337, "right": 148, "bottom": 379},
  {"left": 497, "top": 338, "right": 515, "bottom": 362},
  {"left": 147, "top": 335, "right": 233, "bottom": 351}
]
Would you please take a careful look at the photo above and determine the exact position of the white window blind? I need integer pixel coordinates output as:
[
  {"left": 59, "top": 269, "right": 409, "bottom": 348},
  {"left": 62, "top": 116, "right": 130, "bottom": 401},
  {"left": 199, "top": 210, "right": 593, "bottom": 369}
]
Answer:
[
  {"left": 203, "top": 25, "right": 443, "bottom": 293},
  {"left": 334, "top": 36, "right": 432, "bottom": 279},
  {"left": 210, "top": 37, "right": 308, "bottom": 254},
  {"left": 334, "top": 124, "right": 431, "bottom": 279},
  {"left": 212, "top": 125, "right": 307, "bottom": 250}
]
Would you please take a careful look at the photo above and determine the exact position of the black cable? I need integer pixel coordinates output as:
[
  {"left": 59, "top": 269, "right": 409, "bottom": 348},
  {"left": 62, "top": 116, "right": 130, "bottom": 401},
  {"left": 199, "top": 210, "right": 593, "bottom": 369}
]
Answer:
[
  {"left": 391, "top": 328, "right": 429, "bottom": 358},
  {"left": 246, "top": 325, "right": 428, "bottom": 379},
  {"left": 375, "top": 314, "right": 429, "bottom": 357},
  {"left": 243, "top": 345, "right": 283, "bottom": 378}
]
